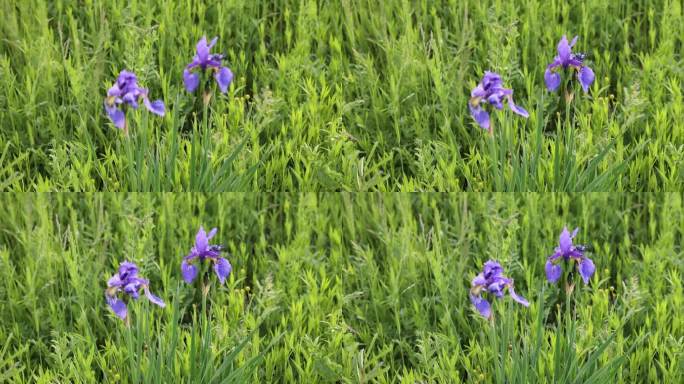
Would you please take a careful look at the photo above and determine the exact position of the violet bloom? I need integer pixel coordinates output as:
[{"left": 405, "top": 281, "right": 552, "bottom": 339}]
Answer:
[
  {"left": 183, "top": 36, "right": 234, "bottom": 94},
  {"left": 470, "top": 260, "right": 529, "bottom": 319},
  {"left": 469, "top": 71, "right": 529, "bottom": 131},
  {"left": 544, "top": 35, "right": 595, "bottom": 93},
  {"left": 104, "top": 70, "right": 165, "bottom": 131},
  {"left": 105, "top": 261, "right": 165, "bottom": 320},
  {"left": 545, "top": 227, "right": 595, "bottom": 284},
  {"left": 181, "top": 227, "right": 232, "bottom": 285}
]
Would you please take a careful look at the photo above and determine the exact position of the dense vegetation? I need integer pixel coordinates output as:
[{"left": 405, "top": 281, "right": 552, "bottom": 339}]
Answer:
[
  {"left": 0, "top": 193, "right": 681, "bottom": 382},
  {"left": 1, "top": 0, "right": 682, "bottom": 191}
]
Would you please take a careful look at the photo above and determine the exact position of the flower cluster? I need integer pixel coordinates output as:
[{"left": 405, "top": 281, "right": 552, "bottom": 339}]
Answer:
[
  {"left": 104, "top": 36, "right": 234, "bottom": 131},
  {"left": 468, "top": 34, "right": 595, "bottom": 130},
  {"left": 469, "top": 71, "right": 529, "bottom": 131},
  {"left": 181, "top": 226, "right": 232, "bottom": 285},
  {"left": 183, "top": 36, "right": 234, "bottom": 95},
  {"left": 105, "top": 226, "right": 232, "bottom": 321},
  {"left": 544, "top": 36, "right": 595, "bottom": 93},
  {"left": 545, "top": 227, "right": 595, "bottom": 284},
  {"left": 470, "top": 260, "right": 529, "bottom": 319},
  {"left": 104, "top": 70, "right": 165, "bottom": 132},
  {"left": 470, "top": 226, "right": 596, "bottom": 318},
  {"left": 105, "top": 261, "right": 165, "bottom": 320}
]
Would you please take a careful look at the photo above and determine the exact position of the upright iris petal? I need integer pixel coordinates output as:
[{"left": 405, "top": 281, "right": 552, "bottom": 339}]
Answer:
[
  {"left": 545, "top": 227, "right": 596, "bottom": 285},
  {"left": 545, "top": 35, "right": 595, "bottom": 93},
  {"left": 469, "top": 71, "right": 528, "bottom": 131},
  {"left": 470, "top": 260, "right": 529, "bottom": 319},
  {"left": 184, "top": 36, "right": 234, "bottom": 95}
]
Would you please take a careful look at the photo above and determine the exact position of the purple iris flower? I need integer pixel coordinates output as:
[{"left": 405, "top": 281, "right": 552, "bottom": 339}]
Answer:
[
  {"left": 181, "top": 227, "right": 232, "bottom": 285},
  {"left": 183, "top": 36, "right": 234, "bottom": 94},
  {"left": 105, "top": 261, "right": 165, "bottom": 320},
  {"left": 470, "top": 260, "right": 529, "bottom": 319},
  {"left": 545, "top": 227, "right": 595, "bottom": 284},
  {"left": 104, "top": 70, "right": 165, "bottom": 131},
  {"left": 469, "top": 71, "right": 529, "bottom": 131},
  {"left": 544, "top": 35, "right": 595, "bottom": 93}
]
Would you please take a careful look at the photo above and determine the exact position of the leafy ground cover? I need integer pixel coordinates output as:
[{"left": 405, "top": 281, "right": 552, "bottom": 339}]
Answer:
[
  {"left": 0, "top": 193, "right": 681, "bottom": 382},
  {"left": 1, "top": 0, "right": 683, "bottom": 191}
]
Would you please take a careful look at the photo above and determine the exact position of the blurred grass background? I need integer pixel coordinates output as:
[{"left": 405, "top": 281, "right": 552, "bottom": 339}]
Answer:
[
  {"left": 0, "top": 193, "right": 681, "bottom": 382},
  {"left": 1, "top": 0, "right": 682, "bottom": 191}
]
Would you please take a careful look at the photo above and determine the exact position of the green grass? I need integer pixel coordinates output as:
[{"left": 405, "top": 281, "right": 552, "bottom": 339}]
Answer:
[
  {"left": 0, "top": 193, "right": 682, "bottom": 382},
  {"left": 1, "top": 0, "right": 683, "bottom": 191}
]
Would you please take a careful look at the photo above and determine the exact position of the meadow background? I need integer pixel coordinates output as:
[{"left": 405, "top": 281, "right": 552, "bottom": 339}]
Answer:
[
  {"left": 0, "top": 193, "right": 682, "bottom": 382},
  {"left": 1, "top": 0, "right": 683, "bottom": 191}
]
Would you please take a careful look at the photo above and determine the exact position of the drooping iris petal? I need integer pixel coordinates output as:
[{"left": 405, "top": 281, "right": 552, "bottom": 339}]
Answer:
[
  {"left": 183, "top": 69, "right": 200, "bottom": 93},
  {"left": 470, "top": 294, "right": 492, "bottom": 318},
  {"left": 469, "top": 105, "right": 490, "bottom": 130},
  {"left": 181, "top": 260, "right": 198, "bottom": 284},
  {"left": 578, "top": 257, "right": 595, "bottom": 284},
  {"left": 107, "top": 296, "right": 128, "bottom": 319},
  {"left": 144, "top": 287, "right": 166, "bottom": 307},
  {"left": 144, "top": 98, "right": 165, "bottom": 116},
  {"left": 216, "top": 67, "right": 234, "bottom": 94},
  {"left": 544, "top": 68, "right": 561, "bottom": 92},
  {"left": 105, "top": 104, "right": 126, "bottom": 129},
  {"left": 507, "top": 95, "right": 529, "bottom": 117},
  {"left": 214, "top": 257, "right": 232, "bottom": 285},
  {"left": 578, "top": 66, "right": 595, "bottom": 93},
  {"left": 545, "top": 259, "right": 562, "bottom": 283},
  {"left": 508, "top": 285, "right": 530, "bottom": 307}
]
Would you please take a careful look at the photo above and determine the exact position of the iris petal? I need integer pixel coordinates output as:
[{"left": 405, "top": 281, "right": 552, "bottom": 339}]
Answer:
[
  {"left": 507, "top": 95, "right": 529, "bottom": 118},
  {"left": 215, "top": 67, "right": 234, "bottom": 94},
  {"left": 470, "top": 294, "right": 492, "bottom": 318},
  {"left": 579, "top": 257, "right": 595, "bottom": 284},
  {"left": 557, "top": 35, "right": 572, "bottom": 62},
  {"left": 545, "top": 259, "right": 562, "bottom": 283},
  {"left": 107, "top": 296, "right": 128, "bottom": 319},
  {"left": 181, "top": 260, "right": 198, "bottom": 284},
  {"left": 469, "top": 104, "right": 490, "bottom": 130},
  {"left": 559, "top": 227, "right": 573, "bottom": 254},
  {"left": 143, "top": 98, "right": 165, "bottom": 116},
  {"left": 544, "top": 68, "right": 561, "bottom": 92},
  {"left": 144, "top": 287, "right": 166, "bottom": 307},
  {"left": 578, "top": 66, "right": 595, "bottom": 93},
  {"left": 183, "top": 69, "right": 200, "bottom": 93},
  {"left": 105, "top": 104, "right": 126, "bottom": 129},
  {"left": 214, "top": 257, "right": 232, "bottom": 285},
  {"left": 508, "top": 285, "right": 530, "bottom": 307}
]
